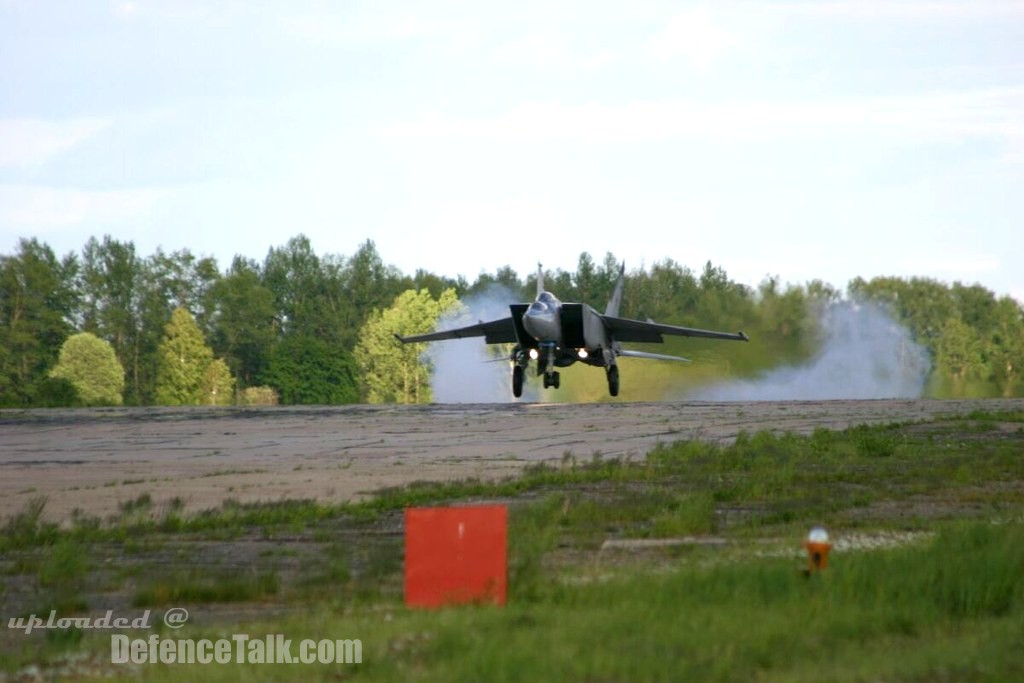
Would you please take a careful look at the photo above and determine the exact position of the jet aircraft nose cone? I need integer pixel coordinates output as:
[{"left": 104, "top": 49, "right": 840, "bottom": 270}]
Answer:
[{"left": 523, "top": 304, "right": 559, "bottom": 343}]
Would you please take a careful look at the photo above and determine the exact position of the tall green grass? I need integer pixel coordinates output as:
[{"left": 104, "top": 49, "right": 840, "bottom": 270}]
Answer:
[
  {"left": 118, "top": 521, "right": 1024, "bottom": 682},
  {"left": 133, "top": 570, "right": 279, "bottom": 607}
]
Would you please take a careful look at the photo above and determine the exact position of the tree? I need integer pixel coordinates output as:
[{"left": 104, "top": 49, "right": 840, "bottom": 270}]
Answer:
[
  {"left": 0, "top": 239, "right": 79, "bottom": 406},
  {"left": 201, "top": 358, "right": 235, "bottom": 405},
  {"left": 806, "top": 279, "right": 841, "bottom": 304},
  {"left": 410, "top": 268, "right": 466, "bottom": 301},
  {"left": 338, "top": 240, "right": 408, "bottom": 349},
  {"left": 50, "top": 332, "right": 125, "bottom": 406},
  {"left": 468, "top": 265, "right": 524, "bottom": 299},
  {"left": 156, "top": 307, "right": 215, "bottom": 405},
  {"left": 147, "top": 247, "right": 220, "bottom": 323},
  {"left": 260, "top": 335, "right": 359, "bottom": 404},
  {"left": 952, "top": 283, "right": 999, "bottom": 333},
  {"left": 987, "top": 297, "right": 1024, "bottom": 397},
  {"left": 625, "top": 259, "right": 698, "bottom": 322},
  {"left": 79, "top": 236, "right": 148, "bottom": 403},
  {"left": 849, "top": 276, "right": 955, "bottom": 353},
  {"left": 755, "top": 277, "right": 814, "bottom": 365},
  {"left": 262, "top": 234, "right": 328, "bottom": 338},
  {"left": 206, "top": 256, "right": 276, "bottom": 386},
  {"left": 355, "top": 288, "right": 460, "bottom": 404},
  {"left": 129, "top": 247, "right": 222, "bottom": 404},
  {"left": 935, "top": 315, "right": 984, "bottom": 394},
  {"left": 573, "top": 252, "right": 599, "bottom": 307}
]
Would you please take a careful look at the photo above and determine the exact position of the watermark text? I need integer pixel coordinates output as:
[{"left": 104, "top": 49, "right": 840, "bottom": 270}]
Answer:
[
  {"left": 111, "top": 634, "right": 362, "bottom": 665},
  {"left": 8, "top": 610, "right": 152, "bottom": 635}
]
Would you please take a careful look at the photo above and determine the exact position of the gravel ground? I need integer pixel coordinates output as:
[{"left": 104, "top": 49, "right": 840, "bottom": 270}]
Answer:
[{"left": 2, "top": 398, "right": 1023, "bottom": 522}]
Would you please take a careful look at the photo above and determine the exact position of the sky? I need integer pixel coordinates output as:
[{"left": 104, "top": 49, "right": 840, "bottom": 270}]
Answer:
[{"left": 1, "top": 1, "right": 1022, "bottom": 301}]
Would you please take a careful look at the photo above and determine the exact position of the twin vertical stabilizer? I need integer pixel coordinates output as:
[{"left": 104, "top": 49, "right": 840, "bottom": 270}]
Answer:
[{"left": 605, "top": 262, "right": 626, "bottom": 317}]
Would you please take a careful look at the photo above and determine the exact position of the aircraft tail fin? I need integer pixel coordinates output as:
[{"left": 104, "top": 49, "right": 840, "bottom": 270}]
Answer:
[
  {"left": 536, "top": 263, "right": 545, "bottom": 298},
  {"left": 604, "top": 262, "right": 626, "bottom": 317}
]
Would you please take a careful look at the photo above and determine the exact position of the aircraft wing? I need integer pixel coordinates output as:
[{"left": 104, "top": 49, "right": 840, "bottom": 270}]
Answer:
[
  {"left": 602, "top": 316, "right": 749, "bottom": 344},
  {"left": 395, "top": 317, "right": 518, "bottom": 345},
  {"left": 617, "top": 349, "right": 692, "bottom": 363}
]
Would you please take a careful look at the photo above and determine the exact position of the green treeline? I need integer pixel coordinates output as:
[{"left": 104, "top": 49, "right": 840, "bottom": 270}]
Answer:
[{"left": 1, "top": 235, "right": 1022, "bottom": 407}]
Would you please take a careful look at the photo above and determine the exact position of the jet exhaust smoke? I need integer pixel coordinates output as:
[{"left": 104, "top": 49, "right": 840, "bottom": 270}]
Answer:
[
  {"left": 427, "top": 285, "right": 536, "bottom": 403},
  {"left": 690, "top": 301, "right": 931, "bottom": 401}
]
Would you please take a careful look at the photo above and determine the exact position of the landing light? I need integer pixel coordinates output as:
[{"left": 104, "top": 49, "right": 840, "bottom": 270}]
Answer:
[
  {"left": 529, "top": 349, "right": 539, "bottom": 360},
  {"left": 577, "top": 348, "right": 588, "bottom": 359}
]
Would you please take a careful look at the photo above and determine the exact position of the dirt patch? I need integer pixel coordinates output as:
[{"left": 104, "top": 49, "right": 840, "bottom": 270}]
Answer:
[{"left": 2, "top": 399, "right": 1022, "bottom": 522}]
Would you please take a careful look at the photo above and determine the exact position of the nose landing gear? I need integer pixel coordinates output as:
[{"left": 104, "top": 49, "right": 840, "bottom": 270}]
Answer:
[{"left": 509, "top": 345, "right": 563, "bottom": 397}]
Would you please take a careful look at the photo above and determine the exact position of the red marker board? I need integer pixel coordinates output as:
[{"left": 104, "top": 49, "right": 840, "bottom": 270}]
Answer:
[{"left": 404, "top": 505, "right": 507, "bottom": 608}]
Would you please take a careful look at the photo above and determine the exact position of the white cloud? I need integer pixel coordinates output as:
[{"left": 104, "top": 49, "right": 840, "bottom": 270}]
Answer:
[
  {"left": 283, "top": 8, "right": 470, "bottom": 48},
  {"left": 493, "top": 31, "right": 615, "bottom": 70},
  {"left": 371, "top": 196, "right": 572, "bottom": 278},
  {"left": 646, "top": 8, "right": 738, "bottom": 68},
  {"left": 114, "top": 1, "right": 138, "bottom": 17},
  {"left": 112, "top": 0, "right": 216, "bottom": 22},
  {"left": 773, "top": 0, "right": 1024, "bottom": 20},
  {"left": 0, "top": 118, "right": 111, "bottom": 169},
  {"left": 916, "top": 252, "right": 1002, "bottom": 279},
  {"left": 377, "top": 87, "right": 1024, "bottom": 147},
  {"left": 0, "top": 185, "right": 167, "bottom": 231}
]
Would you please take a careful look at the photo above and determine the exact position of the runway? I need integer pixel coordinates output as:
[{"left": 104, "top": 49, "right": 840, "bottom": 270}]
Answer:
[{"left": 2, "top": 398, "right": 1022, "bottom": 521}]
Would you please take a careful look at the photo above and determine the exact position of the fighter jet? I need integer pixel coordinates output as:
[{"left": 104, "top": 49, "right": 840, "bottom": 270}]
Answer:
[{"left": 396, "top": 264, "right": 748, "bottom": 397}]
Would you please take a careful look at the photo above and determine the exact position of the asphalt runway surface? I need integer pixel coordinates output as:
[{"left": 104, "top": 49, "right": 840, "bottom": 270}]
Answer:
[{"left": 2, "top": 398, "right": 1023, "bottom": 522}]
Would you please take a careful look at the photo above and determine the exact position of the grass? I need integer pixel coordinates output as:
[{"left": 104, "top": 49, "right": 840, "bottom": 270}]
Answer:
[
  {"left": 37, "top": 521, "right": 1024, "bottom": 682},
  {"left": 37, "top": 538, "right": 89, "bottom": 588},
  {"left": 133, "top": 570, "right": 280, "bottom": 607},
  {"left": 324, "top": 521, "right": 1023, "bottom": 682},
  {"left": 0, "top": 410, "right": 1022, "bottom": 680}
]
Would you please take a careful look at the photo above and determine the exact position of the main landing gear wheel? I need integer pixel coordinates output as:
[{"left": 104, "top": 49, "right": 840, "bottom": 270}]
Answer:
[
  {"left": 543, "top": 372, "right": 560, "bottom": 389},
  {"left": 512, "top": 365, "right": 524, "bottom": 398},
  {"left": 607, "top": 365, "right": 620, "bottom": 397}
]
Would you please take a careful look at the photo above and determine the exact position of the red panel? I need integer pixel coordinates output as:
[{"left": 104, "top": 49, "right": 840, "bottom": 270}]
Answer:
[{"left": 404, "top": 505, "right": 507, "bottom": 608}]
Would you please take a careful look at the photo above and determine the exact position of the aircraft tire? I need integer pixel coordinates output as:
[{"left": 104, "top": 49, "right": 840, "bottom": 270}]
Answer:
[
  {"left": 607, "top": 365, "right": 619, "bottom": 397},
  {"left": 512, "top": 366, "right": 524, "bottom": 398}
]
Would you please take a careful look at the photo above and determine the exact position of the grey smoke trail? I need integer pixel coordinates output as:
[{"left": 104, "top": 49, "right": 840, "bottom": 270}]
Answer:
[
  {"left": 691, "top": 301, "right": 930, "bottom": 401},
  {"left": 427, "top": 286, "right": 536, "bottom": 403}
]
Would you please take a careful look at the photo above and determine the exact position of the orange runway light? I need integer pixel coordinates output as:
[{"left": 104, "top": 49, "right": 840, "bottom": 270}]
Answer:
[
  {"left": 804, "top": 526, "right": 832, "bottom": 573},
  {"left": 404, "top": 505, "right": 507, "bottom": 608}
]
